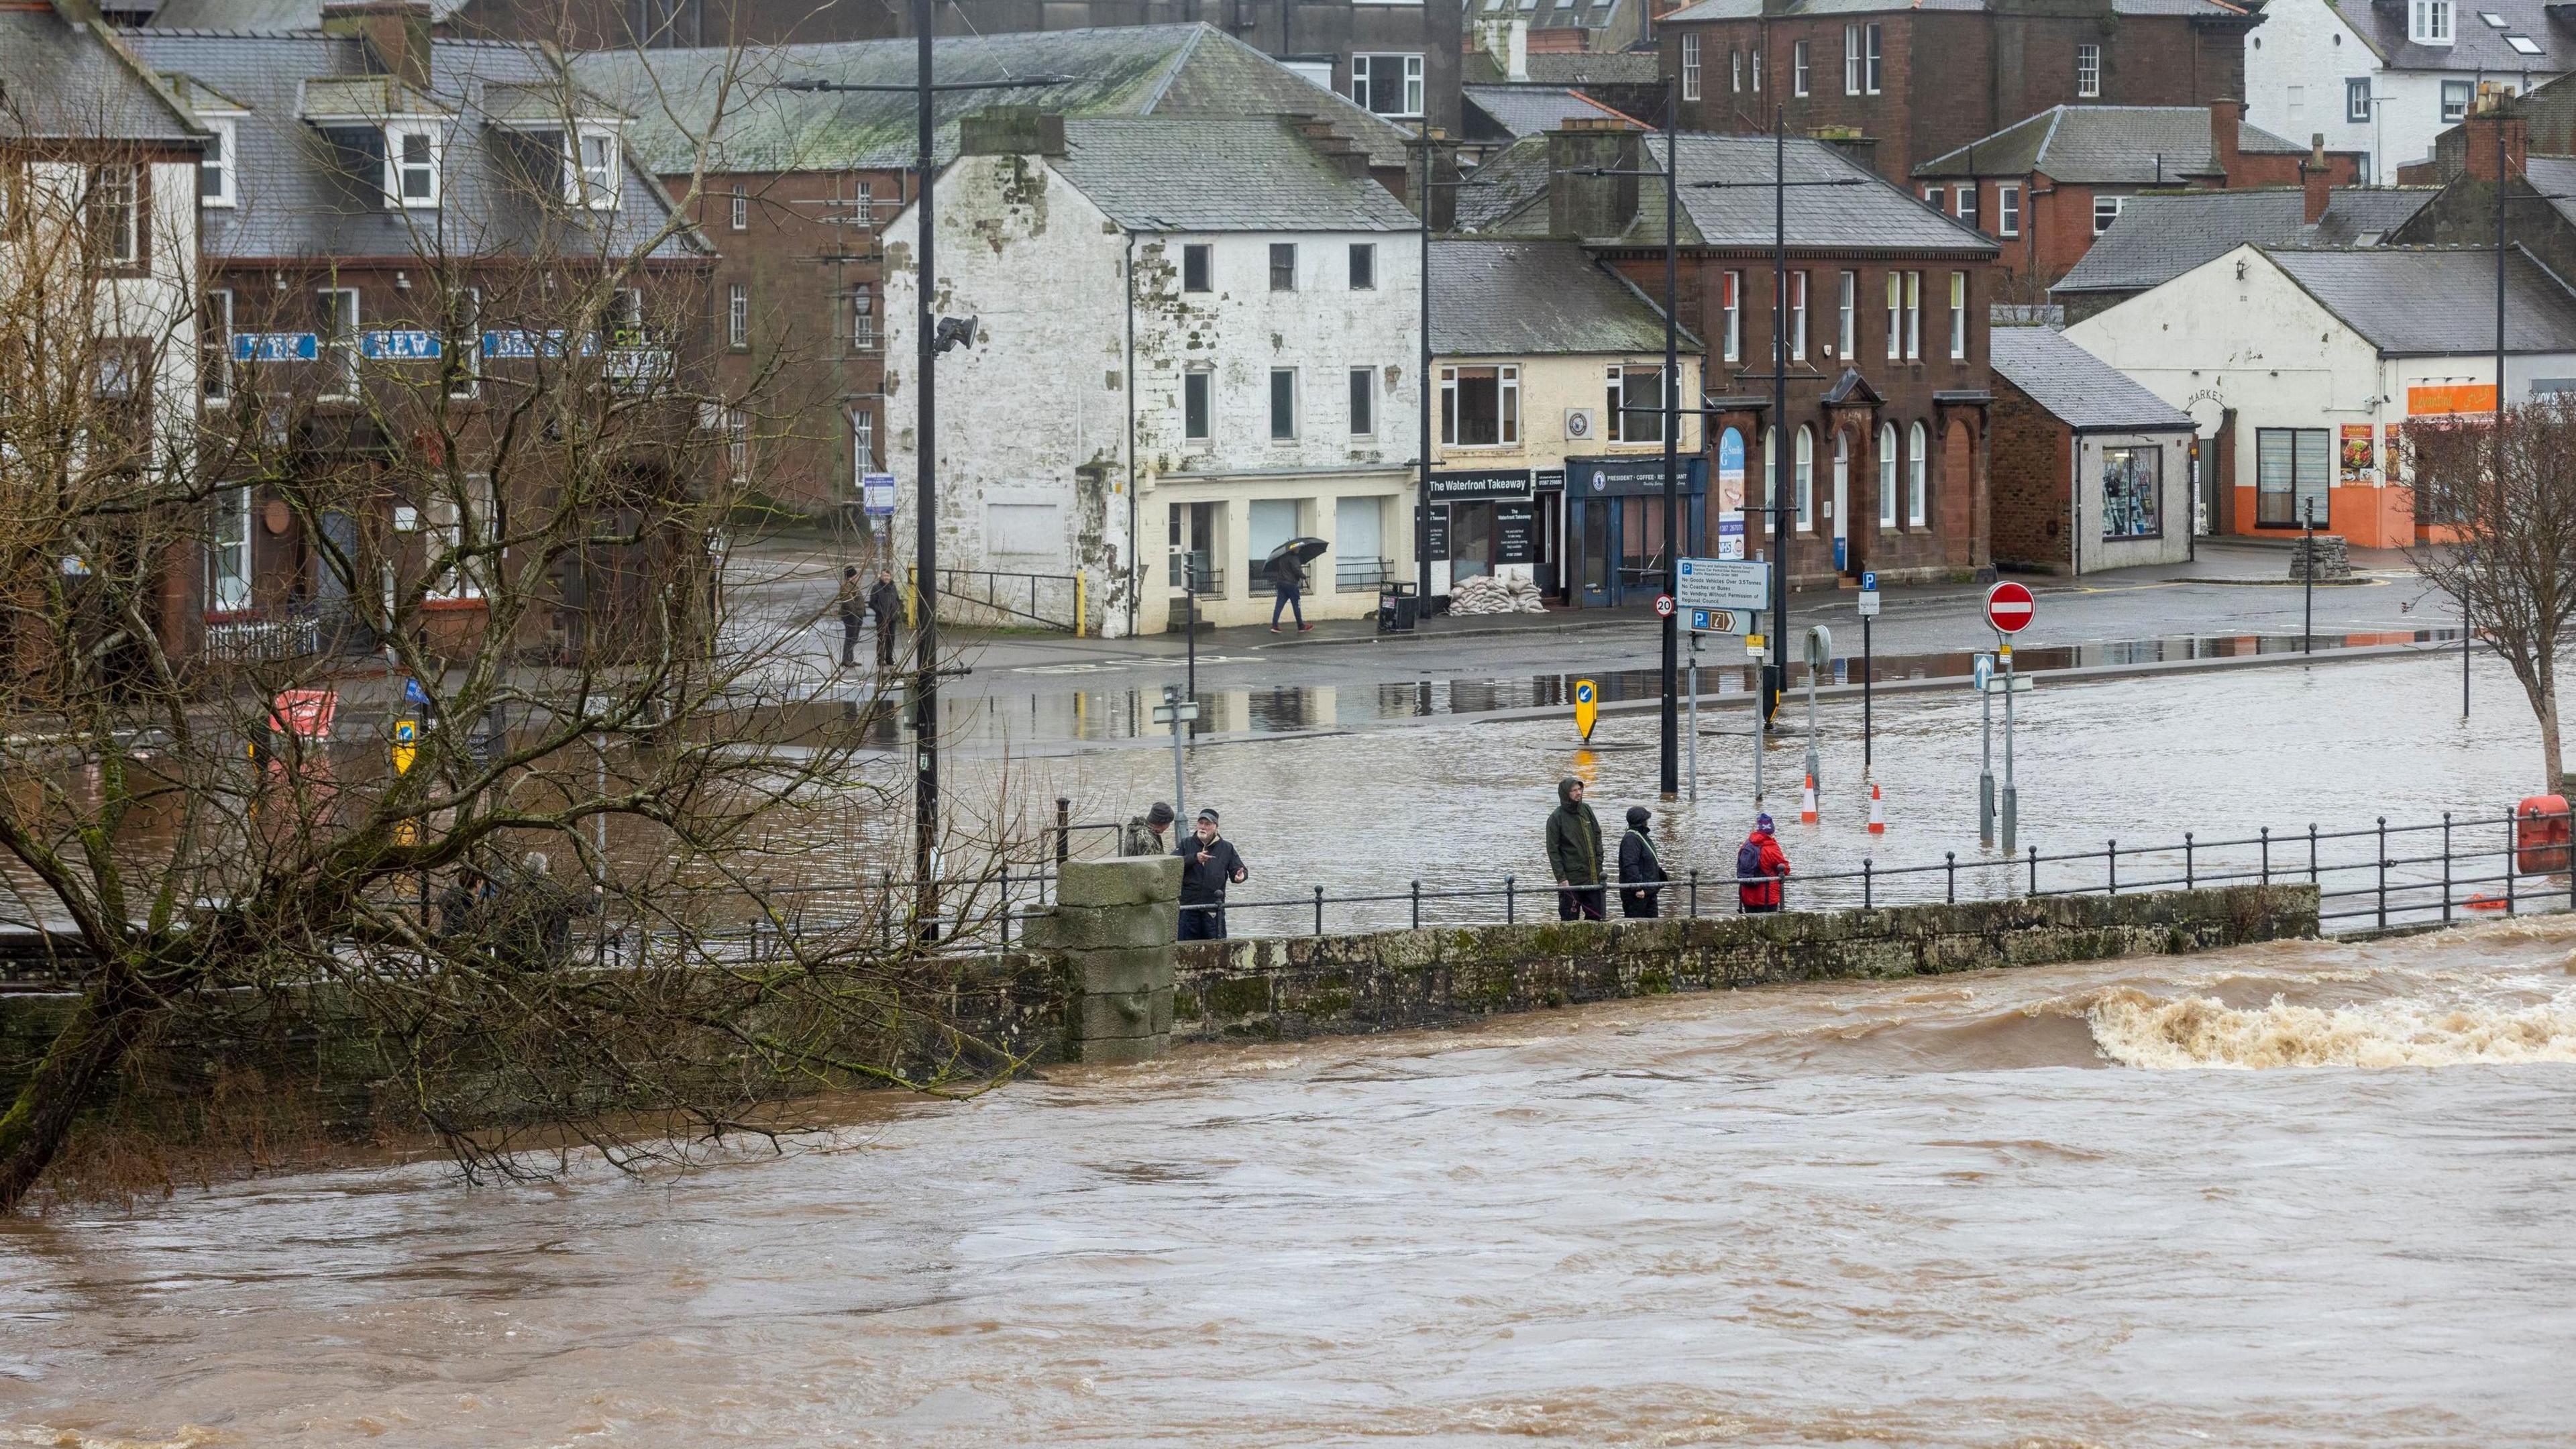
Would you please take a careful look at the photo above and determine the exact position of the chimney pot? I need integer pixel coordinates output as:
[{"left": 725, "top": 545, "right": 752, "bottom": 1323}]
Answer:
[{"left": 321, "top": 0, "right": 433, "bottom": 92}]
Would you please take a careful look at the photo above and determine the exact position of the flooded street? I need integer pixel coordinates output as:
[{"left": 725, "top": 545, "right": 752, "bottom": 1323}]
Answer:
[{"left": 6, "top": 917, "right": 2574, "bottom": 1446}]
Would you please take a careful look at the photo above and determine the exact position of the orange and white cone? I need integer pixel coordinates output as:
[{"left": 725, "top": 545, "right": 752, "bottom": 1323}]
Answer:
[
  {"left": 1868, "top": 780, "right": 1886, "bottom": 835},
  {"left": 1800, "top": 773, "right": 1819, "bottom": 824}
]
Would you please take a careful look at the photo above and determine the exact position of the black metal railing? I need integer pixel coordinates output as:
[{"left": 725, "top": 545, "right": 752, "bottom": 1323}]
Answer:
[{"left": 909, "top": 565, "right": 1079, "bottom": 632}]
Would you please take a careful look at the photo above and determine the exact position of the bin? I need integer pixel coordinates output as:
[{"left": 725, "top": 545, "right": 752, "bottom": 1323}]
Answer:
[
  {"left": 1377, "top": 582, "right": 1418, "bottom": 635},
  {"left": 2516, "top": 794, "right": 2570, "bottom": 873}
]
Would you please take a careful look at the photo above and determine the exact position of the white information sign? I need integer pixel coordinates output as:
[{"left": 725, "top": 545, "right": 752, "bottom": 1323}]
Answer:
[{"left": 1674, "top": 557, "right": 1770, "bottom": 612}]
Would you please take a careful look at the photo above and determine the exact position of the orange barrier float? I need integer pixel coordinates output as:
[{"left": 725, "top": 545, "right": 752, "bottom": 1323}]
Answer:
[{"left": 2514, "top": 795, "right": 2570, "bottom": 873}]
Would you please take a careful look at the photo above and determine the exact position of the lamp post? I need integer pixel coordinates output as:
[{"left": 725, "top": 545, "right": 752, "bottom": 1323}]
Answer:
[{"left": 780, "top": 23, "right": 1073, "bottom": 920}]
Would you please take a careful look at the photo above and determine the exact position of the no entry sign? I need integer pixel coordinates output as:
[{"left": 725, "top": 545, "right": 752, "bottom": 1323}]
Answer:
[{"left": 1984, "top": 581, "right": 2035, "bottom": 634}]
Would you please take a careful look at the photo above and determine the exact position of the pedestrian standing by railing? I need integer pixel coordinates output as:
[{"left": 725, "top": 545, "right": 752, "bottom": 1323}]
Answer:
[
  {"left": 1737, "top": 813, "right": 1790, "bottom": 914},
  {"left": 834, "top": 566, "right": 865, "bottom": 669},
  {"left": 1619, "top": 806, "right": 1664, "bottom": 918},
  {"left": 1122, "top": 801, "right": 1175, "bottom": 857},
  {"left": 1178, "top": 808, "right": 1248, "bottom": 940},
  {"left": 1547, "top": 777, "right": 1606, "bottom": 921},
  {"left": 867, "top": 570, "right": 903, "bottom": 668}
]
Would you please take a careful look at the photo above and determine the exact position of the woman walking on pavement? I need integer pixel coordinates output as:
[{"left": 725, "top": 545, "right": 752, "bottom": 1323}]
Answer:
[
  {"left": 1546, "top": 777, "right": 1605, "bottom": 921},
  {"left": 1618, "top": 806, "right": 1665, "bottom": 918}
]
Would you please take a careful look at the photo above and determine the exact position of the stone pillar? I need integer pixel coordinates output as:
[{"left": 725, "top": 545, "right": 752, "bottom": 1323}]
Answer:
[{"left": 1030, "top": 856, "right": 1179, "bottom": 1065}]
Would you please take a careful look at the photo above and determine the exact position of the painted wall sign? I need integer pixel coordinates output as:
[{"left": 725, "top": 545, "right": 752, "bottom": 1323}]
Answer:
[
  {"left": 2339, "top": 423, "right": 2375, "bottom": 484},
  {"left": 233, "top": 332, "right": 317, "bottom": 363},
  {"left": 1425, "top": 468, "right": 1533, "bottom": 502},
  {"left": 481, "top": 329, "right": 599, "bottom": 360},
  {"left": 360, "top": 329, "right": 443, "bottom": 360},
  {"left": 2407, "top": 383, "right": 2498, "bottom": 417}
]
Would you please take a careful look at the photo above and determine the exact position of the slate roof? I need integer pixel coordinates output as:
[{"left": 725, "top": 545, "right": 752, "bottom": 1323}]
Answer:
[
  {"left": 1049, "top": 117, "right": 1416, "bottom": 232},
  {"left": 2524, "top": 154, "right": 2576, "bottom": 229},
  {"left": 125, "top": 30, "right": 704, "bottom": 260},
  {"left": 145, "top": 0, "right": 470, "bottom": 30},
  {"left": 2052, "top": 186, "right": 2437, "bottom": 293},
  {"left": 570, "top": 24, "right": 1414, "bottom": 176},
  {"left": 1463, "top": 84, "right": 1640, "bottom": 139},
  {"left": 1462, "top": 50, "right": 1664, "bottom": 87},
  {"left": 1455, "top": 131, "right": 1554, "bottom": 231},
  {"left": 2263, "top": 245, "right": 2576, "bottom": 354},
  {"left": 1915, "top": 105, "right": 2306, "bottom": 183},
  {"left": 1431, "top": 237, "right": 1701, "bottom": 355},
  {"left": 1633, "top": 133, "right": 2000, "bottom": 254},
  {"left": 0, "top": 7, "right": 200, "bottom": 145},
  {"left": 1664, "top": 0, "right": 2245, "bottom": 17},
  {"left": 1990, "top": 325, "right": 2196, "bottom": 431},
  {"left": 2333, "top": 0, "right": 2571, "bottom": 73}
]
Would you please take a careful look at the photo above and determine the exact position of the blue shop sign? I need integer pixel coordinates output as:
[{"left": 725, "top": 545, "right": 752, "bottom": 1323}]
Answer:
[
  {"left": 360, "top": 329, "right": 443, "bottom": 361},
  {"left": 233, "top": 332, "right": 317, "bottom": 363},
  {"left": 480, "top": 328, "right": 598, "bottom": 360}
]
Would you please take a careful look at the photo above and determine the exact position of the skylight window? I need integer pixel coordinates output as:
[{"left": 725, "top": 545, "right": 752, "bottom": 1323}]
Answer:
[
  {"left": 2481, "top": 10, "right": 2507, "bottom": 25},
  {"left": 2508, "top": 32, "right": 2544, "bottom": 52}
]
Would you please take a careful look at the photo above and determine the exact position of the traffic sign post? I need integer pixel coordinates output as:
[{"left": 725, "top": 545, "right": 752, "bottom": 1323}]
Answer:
[
  {"left": 1675, "top": 557, "right": 1770, "bottom": 612},
  {"left": 1984, "top": 580, "right": 2034, "bottom": 635},
  {"left": 1802, "top": 625, "right": 1832, "bottom": 805},
  {"left": 1747, "top": 635, "right": 1768, "bottom": 809},
  {"left": 1152, "top": 684, "right": 1201, "bottom": 822},
  {"left": 1859, "top": 572, "right": 1878, "bottom": 777},
  {"left": 1573, "top": 678, "right": 1599, "bottom": 743},
  {"left": 1686, "top": 634, "right": 1703, "bottom": 804},
  {"left": 1654, "top": 594, "right": 1675, "bottom": 619},
  {"left": 1975, "top": 651, "right": 1996, "bottom": 847},
  {"left": 2000, "top": 637, "right": 2019, "bottom": 855}
]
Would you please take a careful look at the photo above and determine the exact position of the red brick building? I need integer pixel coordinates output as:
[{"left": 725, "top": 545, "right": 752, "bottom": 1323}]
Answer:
[
  {"left": 1495, "top": 125, "right": 2001, "bottom": 589},
  {"left": 1912, "top": 101, "right": 2365, "bottom": 292},
  {"left": 1656, "top": 0, "right": 2263, "bottom": 186}
]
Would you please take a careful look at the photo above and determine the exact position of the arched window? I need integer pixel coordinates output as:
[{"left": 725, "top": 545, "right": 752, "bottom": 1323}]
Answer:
[
  {"left": 1908, "top": 420, "right": 1929, "bottom": 526},
  {"left": 1878, "top": 421, "right": 1898, "bottom": 529},
  {"left": 1794, "top": 425, "right": 1815, "bottom": 531},
  {"left": 1762, "top": 427, "right": 1779, "bottom": 509}
]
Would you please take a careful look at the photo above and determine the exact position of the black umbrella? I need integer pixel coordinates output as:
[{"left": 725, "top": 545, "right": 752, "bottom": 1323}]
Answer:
[{"left": 1263, "top": 536, "right": 1328, "bottom": 580}]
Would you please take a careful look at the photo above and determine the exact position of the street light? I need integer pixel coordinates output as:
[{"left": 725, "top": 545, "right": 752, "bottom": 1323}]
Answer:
[{"left": 777, "top": 30, "right": 1077, "bottom": 925}]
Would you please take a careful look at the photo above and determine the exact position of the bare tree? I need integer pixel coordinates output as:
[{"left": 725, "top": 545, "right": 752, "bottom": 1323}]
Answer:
[
  {"left": 0, "top": 48, "right": 1033, "bottom": 1211},
  {"left": 2406, "top": 395, "right": 2576, "bottom": 790}
]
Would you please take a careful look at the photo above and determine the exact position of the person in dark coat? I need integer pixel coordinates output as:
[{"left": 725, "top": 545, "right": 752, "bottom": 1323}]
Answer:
[
  {"left": 834, "top": 566, "right": 865, "bottom": 667},
  {"left": 1737, "top": 814, "right": 1792, "bottom": 914},
  {"left": 867, "top": 571, "right": 904, "bottom": 667},
  {"left": 1270, "top": 551, "right": 1311, "bottom": 633},
  {"left": 1545, "top": 776, "right": 1605, "bottom": 921},
  {"left": 1122, "top": 801, "right": 1175, "bottom": 857},
  {"left": 1176, "top": 808, "right": 1248, "bottom": 940},
  {"left": 1617, "top": 805, "right": 1665, "bottom": 918}
]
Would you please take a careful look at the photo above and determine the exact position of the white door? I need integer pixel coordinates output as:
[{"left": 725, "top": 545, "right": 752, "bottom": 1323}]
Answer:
[
  {"left": 1334, "top": 496, "right": 1385, "bottom": 591},
  {"left": 1831, "top": 432, "right": 1849, "bottom": 573}
]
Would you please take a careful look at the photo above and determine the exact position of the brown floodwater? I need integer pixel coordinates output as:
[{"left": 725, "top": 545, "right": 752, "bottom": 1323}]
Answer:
[{"left": 4, "top": 918, "right": 2575, "bottom": 1446}]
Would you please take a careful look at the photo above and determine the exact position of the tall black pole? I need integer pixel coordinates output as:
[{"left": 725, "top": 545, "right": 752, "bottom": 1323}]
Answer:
[
  {"left": 1660, "top": 79, "right": 1680, "bottom": 797},
  {"left": 1419, "top": 131, "right": 1434, "bottom": 610},
  {"left": 2483, "top": 111, "right": 2506, "bottom": 720},
  {"left": 1768, "top": 106, "right": 1788, "bottom": 722},
  {"left": 913, "top": 0, "right": 941, "bottom": 902},
  {"left": 2303, "top": 496, "right": 2315, "bottom": 655}
]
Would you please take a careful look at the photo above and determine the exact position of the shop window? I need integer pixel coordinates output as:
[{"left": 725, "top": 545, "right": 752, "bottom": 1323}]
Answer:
[
  {"left": 2101, "top": 445, "right": 2162, "bottom": 539},
  {"left": 2255, "top": 427, "right": 2331, "bottom": 526}
]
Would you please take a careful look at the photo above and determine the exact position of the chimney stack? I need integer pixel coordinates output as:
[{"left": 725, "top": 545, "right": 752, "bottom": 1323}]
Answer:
[
  {"left": 2208, "top": 97, "right": 2243, "bottom": 182},
  {"left": 1548, "top": 120, "right": 1644, "bottom": 241},
  {"left": 2464, "top": 85, "right": 2529, "bottom": 183},
  {"left": 321, "top": 0, "right": 433, "bottom": 93},
  {"left": 2303, "top": 133, "right": 2332, "bottom": 223}
]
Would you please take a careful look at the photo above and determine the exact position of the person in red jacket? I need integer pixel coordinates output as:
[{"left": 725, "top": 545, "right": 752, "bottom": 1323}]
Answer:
[{"left": 1736, "top": 813, "right": 1791, "bottom": 914}]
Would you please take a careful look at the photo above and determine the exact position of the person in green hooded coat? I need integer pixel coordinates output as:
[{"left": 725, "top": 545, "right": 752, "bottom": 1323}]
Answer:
[{"left": 1546, "top": 776, "right": 1605, "bottom": 921}]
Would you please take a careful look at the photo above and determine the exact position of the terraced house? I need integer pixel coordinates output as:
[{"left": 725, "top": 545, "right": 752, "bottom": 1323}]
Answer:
[
  {"left": 570, "top": 24, "right": 1416, "bottom": 521},
  {"left": 128, "top": 1, "right": 714, "bottom": 661}
]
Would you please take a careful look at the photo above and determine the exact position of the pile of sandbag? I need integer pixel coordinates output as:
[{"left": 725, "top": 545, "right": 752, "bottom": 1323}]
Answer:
[{"left": 1445, "top": 573, "right": 1547, "bottom": 616}]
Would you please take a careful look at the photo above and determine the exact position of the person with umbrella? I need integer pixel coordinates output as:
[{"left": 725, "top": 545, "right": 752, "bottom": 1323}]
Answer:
[{"left": 1267, "top": 537, "right": 1326, "bottom": 634}]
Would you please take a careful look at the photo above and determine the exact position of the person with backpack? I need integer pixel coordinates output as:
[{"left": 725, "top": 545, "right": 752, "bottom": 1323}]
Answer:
[
  {"left": 1737, "top": 813, "right": 1791, "bottom": 914},
  {"left": 1617, "top": 805, "right": 1665, "bottom": 918},
  {"left": 1546, "top": 776, "right": 1605, "bottom": 920}
]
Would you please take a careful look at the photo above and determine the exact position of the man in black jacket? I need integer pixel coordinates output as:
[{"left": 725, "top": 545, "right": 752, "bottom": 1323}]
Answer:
[
  {"left": 867, "top": 571, "right": 904, "bottom": 667},
  {"left": 1177, "top": 808, "right": 1248, "bottom": 940},
  {"left": 1618, "top": 805, "right": 1665, "bottom": 918}
]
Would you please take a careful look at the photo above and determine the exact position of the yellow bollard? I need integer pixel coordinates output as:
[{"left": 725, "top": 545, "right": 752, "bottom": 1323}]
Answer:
[{"left": 1074, "top": 570, "right": 1086, "bottom": 637}]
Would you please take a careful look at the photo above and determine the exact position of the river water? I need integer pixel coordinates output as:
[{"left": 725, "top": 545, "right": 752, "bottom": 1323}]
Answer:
[{"left": 6, "top": 916, "right": 2574, "bottom": 1446}]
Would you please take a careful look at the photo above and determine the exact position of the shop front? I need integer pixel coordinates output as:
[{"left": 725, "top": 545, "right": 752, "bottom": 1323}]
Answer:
[
  {"left": 1425, "top": 467, "right": 1539, "bottom": 597},
  {"left": 1564, "top": 455, "right": 1709, "bottom": 608}
]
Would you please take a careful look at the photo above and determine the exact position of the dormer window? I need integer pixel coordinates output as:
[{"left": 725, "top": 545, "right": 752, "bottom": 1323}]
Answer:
[
  {"left": 567, "top": 127, "right": 619, "bottom": 209},
  {"left": 2412, "top": 0, "right": 2453, "bottom": 46},
  {"left": 386, "top": 123, "right": 440, "bottom": 209},
  {"left": 199, "top": 117, "right": 237, "bottom": 208}
]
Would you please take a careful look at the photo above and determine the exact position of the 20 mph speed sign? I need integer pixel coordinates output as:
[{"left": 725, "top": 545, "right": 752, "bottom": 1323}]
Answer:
[
  {"left": 1984, "top": 581, "right": 2035, "bottom": 635},
  {"left": 1654, "top": 594, "right": 1676, "bottom": 618}
]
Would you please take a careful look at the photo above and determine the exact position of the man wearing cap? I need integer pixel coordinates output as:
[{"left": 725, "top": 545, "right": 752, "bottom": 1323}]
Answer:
[
  {"left": 1737, "top": 813, "right": 1791, "bottom": 914},
  {"left": 1122, "top": 802, "right": 1176, "bottom": 857},
  {"left": 1176, "top": 808, "right": 1248, "bottom": 940}
]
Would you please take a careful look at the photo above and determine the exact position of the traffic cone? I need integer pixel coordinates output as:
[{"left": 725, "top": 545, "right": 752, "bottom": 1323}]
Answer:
[
  {"left": 1800, "top": 773, "right": 1819, "bottom": 824},
  {"left": 1868, "top": 781, "right": 1886, "bottom": 835}
]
